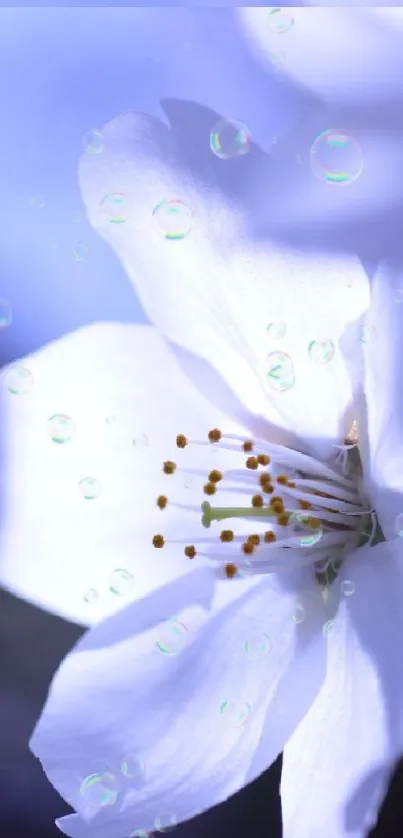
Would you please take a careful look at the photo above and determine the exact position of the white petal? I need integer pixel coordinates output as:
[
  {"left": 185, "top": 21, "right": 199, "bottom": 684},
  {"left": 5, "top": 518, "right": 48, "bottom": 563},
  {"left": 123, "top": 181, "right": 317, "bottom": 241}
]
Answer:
[
  {"left": 281, "top": 538, "right": 403, "bottom": 838},
  {"left": 78, "top": 110, "right": 369, "bottom": 457},
  {"left": 30, "top": 567, "right": 326, "bottom": 836},
  {"left": 238, "top": 8, "right": 403, "bottom": 104},
  {"left": 0, "top": 323, "right": 252, "bottom": 625},
  {"left": 359, "top": 261, "right": 403, "bottom": 540}
]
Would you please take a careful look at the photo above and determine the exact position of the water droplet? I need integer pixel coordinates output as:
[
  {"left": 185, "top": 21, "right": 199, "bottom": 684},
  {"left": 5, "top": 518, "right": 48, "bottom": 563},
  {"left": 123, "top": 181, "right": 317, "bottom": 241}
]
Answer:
[
  {"left": 5, "top": 365, "right": 34, "bottom": 395},
  {"left": 308, "top": 339, "right": 335, "bottom": 364},
  {"left": 109, "top": 568, "right": 134, "bottom": 596},
  {"left": 267, "top": 351, "right": 295, "bottom": 392},
  {"left": 101, "top": 192, "right": 131, "bottom": 224},
  {"left": 210, "top": 118, "right": 251, "bottom": 160},
  {"left": 79, "top": 772, "right": 121, "bottom": 809},
  {"left": 79, "top": 477, "right": 102, "bottom": 500},
  {"left": 48, "top": 413, "right": 76, "bottom": 443},
  {"left": 266, "top": 321, "right": 286, "bottom": 340},
  {"left": 220, "top": 698, "right": 252, "bottom": 728},
  {"left": 267, "top": 8, "right": 294, "bottom": 34},
  {"left": 83, "top": 128, "right": 104, "bottom": 155},
  {"left": 156, "top": 618, "right": 189, "bottom": 655},
  {"left": 154, "top": 811, "right": 177, "bottom": 833},
  {"left": 341, "top": 579, "right": 355, "bottom": 597},
  {"left": 310, "top": 129, "right": 364, "bottom": 186},
  {"left": 153, "top": 199, "right": 193, "bottom": 240},
  {"left": 244, "top": 632, "right": 272, "bottom": 660},
  {"left": 72, "top": 241, "right": 89, "bottom": 261},
  {"left": 293, "top": 603, "right": 306, "bottom": 624},
  {"left": 0, "top": 299, "right": 12, "bottom": 329}
]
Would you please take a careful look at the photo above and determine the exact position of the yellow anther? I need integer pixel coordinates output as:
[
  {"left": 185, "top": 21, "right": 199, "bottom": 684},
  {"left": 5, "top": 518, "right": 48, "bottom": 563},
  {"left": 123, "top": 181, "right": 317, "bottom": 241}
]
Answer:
[
  {"left": 176, "top": 434, "right": 188, "bottom": 449},
  {"left": 264, "top": 531, "right": 276, "bottom": 543},
  {"left": 259, "top": 473, "right": 272, "bottom": 487},
  {"left": 208, "top": 469, "right": 223, "bottom": 483},
  {"left": 203, "top": 482, "right": 217, "bottom": 496},
  {"left": 220, "top": 530, "right": 235, "bottom": 542},
  {"left": 242, "top": 440, "right": 254, "bottom": 452},
  {"left": 184, "top": 545, "right": 196, "bottom": 559},
  {"left": 298, "top": 500, "right": 312, "bottom": 511},
  {"left": 225, "top": 562, "right": 238, "bottom": 578},
  {"left": 242, "top": 541, "right": 255, "bottom": 555},
  {"left": 163, "top": 461, "right": 177, "bottom": 475},
  {"left": 262, "top": 483, "right": 274, "bottom": 495},
  {"left": 247, "top": 534, "right": 260, "bottom": 545},
  {"left": 277, "top": 513, "right": 290, "bottom": 526},
  {"left": 287, "top": 480, "right": 296, "bottom": 488},
  {"left": 252, "top": 494, "right": 264, "bottom": 508},
  {"left": 257, "top": 454, "right": 271, "bottom": 466},
  {"left": 308, "top": 517, "right": 321, "bottom": 529},
  {"left": 152, "top": 535, "right": 165, "bottom": 548},
  {"left": 246, "top": 456, "right": 259, "bottom": 470},
  {"left": 270, "top": 498, "right": 284, "bottom": 514},
  {"left": 157, "top": 495, "right": 168, "bottom": 509},
  {"left": 208, "top": 428, "right": 222, "bottom": 443},
  {"left": 277, "top": 475, "right": 289, "bottom": 485}
]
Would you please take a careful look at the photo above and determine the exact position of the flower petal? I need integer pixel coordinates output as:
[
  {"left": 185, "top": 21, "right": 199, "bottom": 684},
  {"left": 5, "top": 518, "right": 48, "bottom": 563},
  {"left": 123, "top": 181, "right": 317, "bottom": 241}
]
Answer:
[
  {"left": 78, "top": 110, "right": 369, "bottom": 458},
  {"left": 359, "top": 261, "right": 403, "bottom": 540},
  {"left": 0, "top": 323, "right": 252, "bottom": 625},
  {"left": 281, "top": 538, "right": 403, "bottom": 838},
  {"left": 30, "top": 566, "right": 326, "bottom": 836}
]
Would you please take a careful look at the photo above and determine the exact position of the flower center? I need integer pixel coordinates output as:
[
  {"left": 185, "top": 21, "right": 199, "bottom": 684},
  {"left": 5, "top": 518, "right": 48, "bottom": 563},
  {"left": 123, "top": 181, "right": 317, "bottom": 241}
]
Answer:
[{"left": 152, "top": 428, "right": 377, "bottom": 584}]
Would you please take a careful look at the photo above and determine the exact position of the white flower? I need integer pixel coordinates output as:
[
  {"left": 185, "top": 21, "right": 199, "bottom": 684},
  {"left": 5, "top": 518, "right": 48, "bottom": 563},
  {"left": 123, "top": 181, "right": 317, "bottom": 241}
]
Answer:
[{"left": 1, "top": 100, "right": 403, "bottom": 838}]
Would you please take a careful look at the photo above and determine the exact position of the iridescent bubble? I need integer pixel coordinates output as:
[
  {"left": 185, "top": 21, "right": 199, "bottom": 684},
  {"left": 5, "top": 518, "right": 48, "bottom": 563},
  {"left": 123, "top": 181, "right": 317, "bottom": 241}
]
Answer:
[
  {"left": 395, "top": 513, "right": 403, "bottom": 537},
  {"left": 109, "top": 568, "right": 134, "bottom": 596},
  {"left": 266, "top": 351, "right": 295, "bottom": 392},
  {"left": 244, "top": 632, "right": 272, "bottom": 660},
  {"left": 267, "top": 8, "right": 294, "bottom": 34},
  {"left": 156, "top": 618, "right": 188, "bottom": 655},
  {"left": 341, "top": 579, "right": 355, "bottom": 597},
  {"left": 220, "top": 698, "right": 251, "bottom": 728},
  {"left": 154, "top": 811, "right": 178, "bottom": 833},
  {"left": 83, "top": 128, "right": 104, "bottom": 155},
  {"left": 152, "top": 199, "right": 193, "bottom": 240},
  {"left": 121, "top": 753, "right": 145, "bottom": 781},
  {"left": 310, "top": 129, "right": 364, "bottom": 186},
  {"left": 79, "top": 772, "right": 121, "bottom": 809},
  {"left": 359, "top": 324, "right": 377, "bottom": 344},
  {"left": 293, "top": 603, "right": 306, "bottom": 624},
  {"left": 266, "top": 321, "right": 286, "bottom": 340},
  {"left": 292, "top": 511, "right": 323, "bottom": 547},
  {"left": 48, "top": 413, "right": 76, "bottom": 444},
  {"left": 72, "top": 241, "right": 89, "bottom": 261},
  {"left": 83, "top": 588, "right": 99, "bottom": 604},
  {"left": 308, "top": 339, "right": 335, "bottom": 364},
  {"left": 0, "top": 299, "right": 12, "bottom": 329},
  {"left": 101, "top": 192, "right": 131, "bottom": 224},
  {"left": 5, "top": 365, "right": 34, "bottom": 395},
  {"left": 79, "top": 477, "right": 102, "bottom": 500},
  {"left": 322, "top": 619, "right": 334, "bottom": 638},
  {"left": 210, "top": 118, "right": 251, "bottom": 160}
]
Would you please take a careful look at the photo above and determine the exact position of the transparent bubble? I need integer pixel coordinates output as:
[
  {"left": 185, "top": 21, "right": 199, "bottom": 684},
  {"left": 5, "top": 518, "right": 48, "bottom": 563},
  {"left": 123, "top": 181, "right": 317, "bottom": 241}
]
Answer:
[
  {"left": 83, "top": 588, "right": 99, "bottom": 604},
  {"left": 5, "top": 365, "right": 34, "bottom": 395},
  {"left": 72, "top": 241, "right": 89, "bottom": 261},
  {"left": 308, "top": 339, "right": 335, "bottom": 364},
  {"left": 266, "top": 351, "right": 295, "bottom": 392},
  {"left": 183, "top": 474, "right": 194, "bottom": 489},
  {"left": 105, "top": 414, "right": 117, "bottom": 425},
  {"left": 83, "top": 128, "right": 104, "bottom": 155},
  {"left": 109, "top": 568, "right": 134, "bottom": 596},
  {"left": 156, "top": 618, "right": 188, "bottom": 655},
  {"left": 310, "top": 129, "right": 364, "bottom": 186},
  {"left": 132, "top": 434, "right": 149, "bottom": 450},
  {"left": 29, "top": 193, "right": 45, "bottom": 209},
  {"left": 266, "top": 321, "right": 286, "bottom": 340},
  {"left": 292, "top": 512, "right": 323, "bottom": 547},
  {"left": 341, "top": 579, "right": 355, "bottom": 597},
  {"left": 129, "top": 831, "right": 150, "bottom": 838},
  {"left": 152, "top": 199, "right": 193, "bottom": 240},
  {"left": 220, "top": 698, "right": 252, "bottom": 728},
  {"left": 322, "top": 619, "right": 334, "bottom": 638},
  {"left": 121, "top": 753, "right": 146, "bottom": 781},
  {"left": 210, "top": 118, "right": 251, "bottom": 160},
  {"left": 0, "top": 299, "right": 12, "bottom": 329},
  {"left": 244, "top": 632, "right": 272, "bottom": 660},
  {"left": 293, "top": 603, "right": 306, "bottom": 624},
  {"left": 48, "top": 413, "right": 76, "bottom": 444},
  {"left": 154, "top": 811, "right": 178, "bottom": 833},
  {"left": 394, "top": 287, "right": 403, "bottom": 304},
  {"left": 395, "top": 513, "right": 403, "bottom": 537},
  {"left": 359, "top": 324, "right": 377, "bottom": 344},
  {"left": 267, "top": 49, "right": 287, "bottom": 70},
  {"left": 267, "top": 8, "right": 294, "bottom": 34},
  {"left": 79, "top": 772, "right": 121, "bottom": 809},
  {"left": 100, "top": 192, "right": 131, "bottom": 224},
  {"left": 79, "top": 477, "right": 102, "bottom": 500}
]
